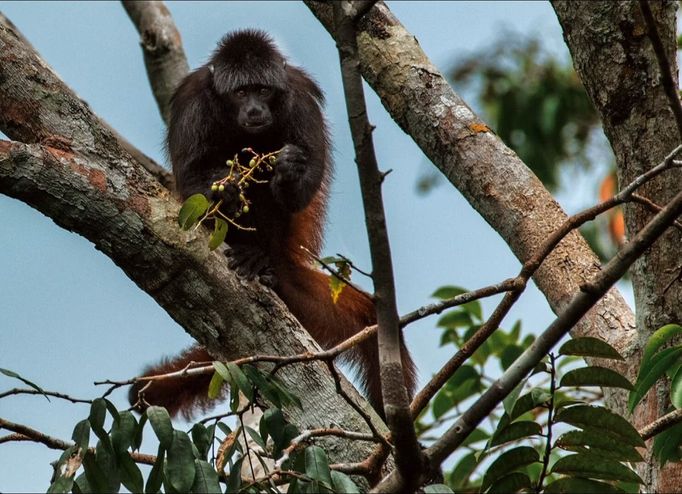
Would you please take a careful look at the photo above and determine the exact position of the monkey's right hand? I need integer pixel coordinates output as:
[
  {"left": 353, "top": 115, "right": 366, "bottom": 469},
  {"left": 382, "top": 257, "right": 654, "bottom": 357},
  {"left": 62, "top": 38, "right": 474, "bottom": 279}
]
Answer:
[
  {"left": 206, "top": 179, "right": 241, "bottom": 215},
  {"left": 225, "top": 244, "right": 277, "bottom": 288}
]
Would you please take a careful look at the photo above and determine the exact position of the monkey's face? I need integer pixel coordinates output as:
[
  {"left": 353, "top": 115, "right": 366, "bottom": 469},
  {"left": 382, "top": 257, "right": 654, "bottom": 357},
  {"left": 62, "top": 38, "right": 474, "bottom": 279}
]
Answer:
[{"left": 229, "top": 85, "right": 277, "bottom": 135}]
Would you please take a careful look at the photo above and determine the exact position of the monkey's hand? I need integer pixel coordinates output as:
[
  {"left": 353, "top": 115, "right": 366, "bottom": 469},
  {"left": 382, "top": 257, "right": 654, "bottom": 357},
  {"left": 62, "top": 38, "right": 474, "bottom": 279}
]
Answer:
[
  {"left": 225, "top": 244, "right": 277, "bottom": 288},
  {"left": 270, "top": 144, "right": 313, "bottom": 212},
  {"left": 206, "top": 178, "right": 241, "bottom": 215}
]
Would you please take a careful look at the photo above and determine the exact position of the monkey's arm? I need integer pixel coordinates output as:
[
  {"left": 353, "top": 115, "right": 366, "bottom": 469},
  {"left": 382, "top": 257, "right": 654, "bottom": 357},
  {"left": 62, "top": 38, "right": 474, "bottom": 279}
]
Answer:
[{"left": 270, "top": 87, "right": 329, "bottom": 212}]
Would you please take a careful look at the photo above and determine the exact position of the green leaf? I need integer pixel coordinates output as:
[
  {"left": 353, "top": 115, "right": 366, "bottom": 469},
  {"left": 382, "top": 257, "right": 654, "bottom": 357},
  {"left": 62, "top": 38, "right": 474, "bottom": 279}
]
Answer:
[
  {"left": 652, "top": 420, "right": 682, "bottom": 466},
  {"left": 47, "top": 475, "right": 74, "bottom": 494},
  {"left": 0, "top": 367, "right": 49, "bottom": 400},
  {"left": 178, "top": 193, "right": 210, "bottom": 230},
  {"left": 226, "top": 456, "right": 243, "bottom": 494},
  {"left": 560, "top": 366, "right": 633, "bottom": 390},
  {"left": 147, "top": 406, "right": 174, "bottom": 449},
  {"left": 305, "top": 445, "right": 333, "bottom": 487},
  {"left": 431, "top": 285, "right": 467, "bottom": 300},
  {"left": 227, "top": 362, "right": 254, "bottom": 402},
  {"left": 208, "top": 218, "right": 228, "bottom": 250},
  {"left": 424, "top": 484, "right": 455, "bottom": 493},
  {"left": 551, "top": 453, "right": 643, "bottom": 483},
  {"left": 487, "top": 472, "right": 531, "bottom": 494},
  {"left": 545, "top": 477, "right": 626, "bottom": 493},
  {"left": 73, "top": 474, "right": 90, "bottom": 494},
  {"left": 432, "top": 389, "right": 454, "bottom": 419},
  {"left": 559, "top": 337, "right": 624, "bottom": 360},
  {"left": 437, "top": 310, "right": 473, "bottom": 329},
  {"left": 167, "top": 430, "right": 196, "bottom": 492},
  {"left": 82, "top": 449, "right": 113, "bottom": 494},
  {"left": 500, "top": 344, "right": 524, "bottom": 370},
  {"left": 117, "top": 451, "right": 144, "bottom": 493},
  {"left": 191, "top": 423, "right": 211, "bottom": 461},
  {"left": 671, "top": 366, "right": 682, "bottom": 409},
  {"left": 245, "top": 426, "right": 267, "bottom": 451},
  {"left": 556, "top": 428, "right": 643, "bottom": 462},
  {"left": 330, "top": 471, "right": 361, "bottom": 493},
  {"left": 555, "top": 405, "right": 645, "bottom": 447},
  {"left": 449, "top": 452, "right": 477, "bottom": 489},
  {"left": 510, "top": 388, "right": 551, "bottom": 420},
  {"left": 461, "top": 427, "right": 490, "bottom": 448},
  {"left": 88, "top": 398, "right": 107, "bottom": 436},
  {"left": 641, "top": 324, "right": 682, "bottom": 364},
  {"left": 145, "top": 446, "right": 165, "bottom": 494},
  {"left": 503, "top": 379, "right": 526, "bottom": 416},
  {"left": 72, "top": 419, "right": 91, "bottom": 455},
  {"left": 629, "top": 347, "right": 682, "bottom": 412},
  {"left": 242, "top": 365, "right": 282, "bottom": 408},
  {"left": 481, "top": 446, "right": 539, "bottom": 490},
  {"left": 133, "top": 412, "right": 147, "bottom": 452},
  {"left": 490, "top": 420, "right": 542, "bottom": 447},
  {"left": 112, "top": 411, "right": 137, "bottom": 453},
  {"left": 207, "top": 371, "right": 224, "bottom": 400},
  {"left": 191, "top": 459, "right": 221, "bottom": 493}
]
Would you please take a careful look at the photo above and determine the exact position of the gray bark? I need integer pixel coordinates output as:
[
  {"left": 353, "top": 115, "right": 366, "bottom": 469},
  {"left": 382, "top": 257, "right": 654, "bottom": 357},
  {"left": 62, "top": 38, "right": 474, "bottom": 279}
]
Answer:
[{"left": 553, "top": 1, "right": 682, "bottom": 491}]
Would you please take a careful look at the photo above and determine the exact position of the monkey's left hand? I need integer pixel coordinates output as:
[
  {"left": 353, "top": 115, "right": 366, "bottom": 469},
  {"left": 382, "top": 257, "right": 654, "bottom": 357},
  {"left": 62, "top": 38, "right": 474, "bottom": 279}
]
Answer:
[{"left": 270, "top": 144, "right": 311, "bottom": 211}]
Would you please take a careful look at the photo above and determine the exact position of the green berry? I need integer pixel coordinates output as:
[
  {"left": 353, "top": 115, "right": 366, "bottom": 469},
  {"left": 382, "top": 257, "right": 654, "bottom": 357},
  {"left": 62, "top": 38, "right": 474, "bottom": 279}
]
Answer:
[
  {"left": 226, "top": 160, "right": 234, "bottom": 167},
  {"left": 242, "top": 205, "right": 250, "bottom": 214},
  {"left": 269, "top": 156, "right": 277, "bottom": 164},
  {"left": 211, "top": 184, "right": 219, "bottom": 192},
  {"left": 218, "top": 184, "right": 225, "bottom": 192},
  {"left": 249, "top": 158, "right": 256, "bottom": 168}
]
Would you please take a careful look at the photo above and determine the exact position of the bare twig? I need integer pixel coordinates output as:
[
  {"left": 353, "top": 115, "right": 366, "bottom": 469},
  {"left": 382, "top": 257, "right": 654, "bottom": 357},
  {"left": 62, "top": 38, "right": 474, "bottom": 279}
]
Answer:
[
  {"left": 639, "top": 408, "right": 682, "bottom": 441},
  {"left": 275, "top": 427, "right": 379, "bottom": 469},
  {"left": 0, "top": 388, "right": 92, "bottom": 404},
  {"left": 299, "top": 245, "right": 370, "bottom": 298},
  {"left": 631, "top": 193, "right": 682, "bottom": 232}
]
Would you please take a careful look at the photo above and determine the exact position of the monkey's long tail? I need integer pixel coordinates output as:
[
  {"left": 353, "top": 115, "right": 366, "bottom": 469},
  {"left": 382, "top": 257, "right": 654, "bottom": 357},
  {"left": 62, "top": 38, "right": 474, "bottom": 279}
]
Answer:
[{"left": 128, "top": 345, "right": 214, "bottom": 419}]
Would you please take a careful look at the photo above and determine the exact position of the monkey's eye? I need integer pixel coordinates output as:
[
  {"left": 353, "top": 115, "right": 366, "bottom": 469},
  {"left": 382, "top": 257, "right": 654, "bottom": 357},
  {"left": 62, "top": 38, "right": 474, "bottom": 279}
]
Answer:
[
  {"left": 259, "top": 87, "right": 272, "bottom": 97},
  {"left": 235, "top": 89, "right": 247, "bottom": 98}
]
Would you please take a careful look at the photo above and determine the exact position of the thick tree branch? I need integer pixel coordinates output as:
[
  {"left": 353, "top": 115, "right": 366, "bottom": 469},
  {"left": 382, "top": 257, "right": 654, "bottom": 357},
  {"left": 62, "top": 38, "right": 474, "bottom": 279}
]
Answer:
[
  {"left": 304, "top": 1, "right": 636, "bottom": 363},
  {"left": 121, "top": 0, "right": 189, "bottom": 126},
  {"left": 333, "top": 2, "right": 422, "bottom": 489},
  {"left": 0, "top": 13, "right": 174, "bottom": 190}
]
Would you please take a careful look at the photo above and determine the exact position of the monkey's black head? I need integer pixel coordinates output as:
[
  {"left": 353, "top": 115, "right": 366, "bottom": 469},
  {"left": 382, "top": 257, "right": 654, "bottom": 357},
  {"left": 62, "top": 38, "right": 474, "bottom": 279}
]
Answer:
[{"left": 210, "top": 29, "right": 289, "bottom": 134}]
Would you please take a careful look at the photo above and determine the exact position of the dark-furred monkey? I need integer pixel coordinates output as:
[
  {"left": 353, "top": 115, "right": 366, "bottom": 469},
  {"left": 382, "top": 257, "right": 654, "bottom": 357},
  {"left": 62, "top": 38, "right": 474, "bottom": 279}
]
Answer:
[{"left": 129, "top": 29, "right": 416, "bottom": 418}]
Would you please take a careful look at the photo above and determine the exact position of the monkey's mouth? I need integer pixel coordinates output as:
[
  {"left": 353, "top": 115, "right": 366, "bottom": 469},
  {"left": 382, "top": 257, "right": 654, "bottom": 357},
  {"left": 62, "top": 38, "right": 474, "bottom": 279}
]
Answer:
[{"left": 243, "top": 120, "right": 271, "bottom": 133}]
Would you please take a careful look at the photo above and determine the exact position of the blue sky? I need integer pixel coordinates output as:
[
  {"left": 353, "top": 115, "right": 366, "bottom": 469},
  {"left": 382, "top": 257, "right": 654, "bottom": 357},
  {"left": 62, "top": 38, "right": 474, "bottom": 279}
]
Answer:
[{"left": 0, "top": 2, "right": 588, "bottom": 491}]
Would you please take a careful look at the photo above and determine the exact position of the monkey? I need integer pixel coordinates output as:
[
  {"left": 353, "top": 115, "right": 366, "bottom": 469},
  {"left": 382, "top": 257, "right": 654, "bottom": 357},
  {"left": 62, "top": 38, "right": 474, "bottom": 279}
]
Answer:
[{"left": 129, "top": 29, "right": 417, "bottom": 418}]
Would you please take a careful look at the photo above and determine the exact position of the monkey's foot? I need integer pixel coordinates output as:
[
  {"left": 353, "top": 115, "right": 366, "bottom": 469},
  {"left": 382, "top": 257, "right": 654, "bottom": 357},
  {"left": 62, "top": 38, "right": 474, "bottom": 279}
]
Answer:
[{"left": 225, "top": 245, "right": 277, "bottom": 288}]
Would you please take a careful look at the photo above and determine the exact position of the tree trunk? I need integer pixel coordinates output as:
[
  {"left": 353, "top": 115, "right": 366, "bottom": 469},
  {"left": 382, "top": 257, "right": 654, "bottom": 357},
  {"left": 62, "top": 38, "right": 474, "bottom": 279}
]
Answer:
[{"left": 553, "top": 1, "right": 682, "bottom": 491}]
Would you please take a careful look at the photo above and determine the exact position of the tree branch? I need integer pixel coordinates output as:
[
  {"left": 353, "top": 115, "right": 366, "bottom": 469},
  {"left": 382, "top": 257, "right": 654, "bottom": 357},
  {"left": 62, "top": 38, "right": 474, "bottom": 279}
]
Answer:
[
  {"left": 333, "top": 3, "right": 422, "bottom": 488},
  {"left": 121, "top": 0, "right": 189, "bottom": 126}
]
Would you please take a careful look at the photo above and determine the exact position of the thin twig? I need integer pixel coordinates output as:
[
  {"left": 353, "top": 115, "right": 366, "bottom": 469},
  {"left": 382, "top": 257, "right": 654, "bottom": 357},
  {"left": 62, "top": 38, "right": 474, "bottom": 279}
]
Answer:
[
  {"left": 639, "top": 408, "right": 682, "bottom": 441},
  {"left": 0, "top": 388, "right": 92, "bottom": 404}
]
